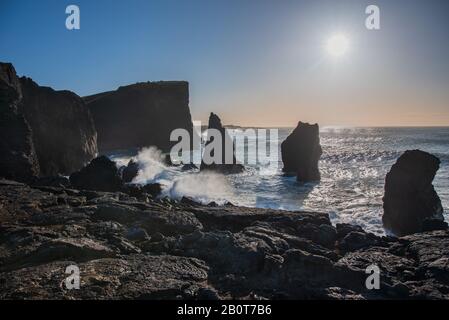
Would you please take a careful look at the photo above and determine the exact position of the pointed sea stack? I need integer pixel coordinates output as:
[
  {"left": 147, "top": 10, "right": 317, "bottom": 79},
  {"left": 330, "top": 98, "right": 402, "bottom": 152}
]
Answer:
[
  {"left": 200, "top": 112, "right": 244, "bottom": 174},
  {"left": 281, "top": 121, "right": 322, "bottom": 182},
  {"left": 382, "top": 150, "right": 446, "bottom": 236}
]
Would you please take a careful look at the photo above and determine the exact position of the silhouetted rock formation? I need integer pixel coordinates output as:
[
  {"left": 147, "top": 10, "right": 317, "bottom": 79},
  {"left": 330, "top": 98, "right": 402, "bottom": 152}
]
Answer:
[
  {"left": 382, "top": 150, "right": 446, "bottom": 236},
  {"left": 281, "top": 121, "right": 322, "bottom": 182},
  {"left": 0, "top": 63, "right": 39, "bottom": 181},
  {"left": 200, "top": 113, "right": 244, "bottom": 174},
  {"left": 84, "top": 82, "right": 193, "bottom": 152},
  {"left": 70, "top": 156, "right": 123, "bottom": 192},
  {"left": 0, "top": 62, "right": 97, "bottom": 179},
  {"left": 18, "top": 77, "right": 97, "bottom": 176}
]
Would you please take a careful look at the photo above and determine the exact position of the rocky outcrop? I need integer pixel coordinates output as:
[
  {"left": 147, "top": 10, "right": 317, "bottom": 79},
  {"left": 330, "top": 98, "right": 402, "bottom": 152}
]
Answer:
[
  {"left": 0, "top": 62, "right": 97, "bottom": 179},
  {"left": 200, "top": 113, "right": 244, "bottom": 174},
  {"left": 0, "top": 63, "right": 39, "bottom": 181},
  {"left": 1, "top": 178, "right": 449, "bottom": 299},
  {"left": 70, "top": 156, "right": 123, "bottom": 192},
  {"left": 382, "top": 150, "right": 445, "bottom": 236},
  {"left": 281, "top": 122, "right": 322, "bottom": 182},
  {"left": 19, "top": 77, "right": 97, "bottom": 176},
  {"left": 84, "top": 82, "right": 193, "bottom": 152},
  {"left": 121, "top": 159, "right": 139, "bottom": 183}
]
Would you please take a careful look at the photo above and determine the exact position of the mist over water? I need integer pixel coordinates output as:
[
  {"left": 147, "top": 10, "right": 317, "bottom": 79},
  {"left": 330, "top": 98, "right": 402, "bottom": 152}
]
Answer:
[{"left": 111, "top": 127, "right": 449, "bottom": 236}]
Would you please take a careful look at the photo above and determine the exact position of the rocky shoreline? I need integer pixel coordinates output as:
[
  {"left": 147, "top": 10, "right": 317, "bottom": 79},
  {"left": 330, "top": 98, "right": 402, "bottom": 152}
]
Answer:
[{"left": 1, "top": 178, "right": 448, "bottom": 300}]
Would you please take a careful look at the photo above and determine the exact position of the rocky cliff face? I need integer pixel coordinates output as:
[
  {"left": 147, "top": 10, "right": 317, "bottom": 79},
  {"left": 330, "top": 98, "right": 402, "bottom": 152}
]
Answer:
[
  {"left": 0, "top": 63, "right": 40, "bottom": 181},
  {"left": 19, "top": 77, "right": 98, "bottom": 176},
  {"left": 84, "top": 82, "right": 193, "bottom": 153},
  {"left": 281, "top": 121, "right": 322, "bottom": 182},
  {"left": 382, "top": 150, "right": 445, "bottom": 236}
]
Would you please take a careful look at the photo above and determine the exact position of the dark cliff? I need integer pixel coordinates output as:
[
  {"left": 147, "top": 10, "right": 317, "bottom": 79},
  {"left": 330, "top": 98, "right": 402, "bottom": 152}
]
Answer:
[
  {"left": 19, "top": 77, "right": 98, "bottom": 176},
  {"left": 0, "top": 62, "right": 98, "bottom": 179},
  {"left": 0, "top": 63, "right": 39, "bottom": 181},
  {"left": 84, "top": 81, "right": 193, "bottom": 152}
]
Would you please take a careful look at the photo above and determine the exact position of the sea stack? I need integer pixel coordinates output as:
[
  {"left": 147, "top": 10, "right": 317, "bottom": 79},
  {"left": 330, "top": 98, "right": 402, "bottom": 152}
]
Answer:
[
  {"left": 84, "top": 81, "right": 193, "bottom": 153},
  {"left": 382, "top": 150, "right": 446, "bottom": 236},
  {"left": 200, "top": 112, "right": 244, "bottom": 174},
  {"left": 281, "top": 121, "right": 322, "bottom": 182}
]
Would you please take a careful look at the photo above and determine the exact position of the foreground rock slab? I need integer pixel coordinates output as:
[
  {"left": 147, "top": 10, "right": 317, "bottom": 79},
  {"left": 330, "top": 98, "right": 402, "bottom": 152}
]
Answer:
[{"left": 1, "top": 179, "right": 449, "bottom": 299}]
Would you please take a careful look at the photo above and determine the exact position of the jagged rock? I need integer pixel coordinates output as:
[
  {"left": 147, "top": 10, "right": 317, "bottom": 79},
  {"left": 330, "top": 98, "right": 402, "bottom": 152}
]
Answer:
[
  {"left": 84, "top": 82, "right": 193, "bottom": 152},
  {"left": 281, "top": 121, "right": 322, "bottom": 182},
  {"left": 18, "top": 77, "right": 97, "bottom": 176},
  {"left": 200, "top": 113, "right": 244, "bottom": 174},
  {"left": 0, "top": 63, "right": 39, "bottom": 181},
  {"left": 181, "top": 163, "right": 198, "bottom": 171},
  {"left": 0, "top": 255, "right": 209, "bottom": 300},
  {"left": 142, "top": 183, "right": 162, "bottom": 197},
  {"left": 122, "top": 159, "right": 139, "bottom": 183},
  {"left": 382, "top": 150, "right": 445, "bottom": 236},
  {"left": 1, "top": 178, "right": 449, "bottom": 299},
  {"left": 70, "top": 156, "right": 123, "bottom": 192}
]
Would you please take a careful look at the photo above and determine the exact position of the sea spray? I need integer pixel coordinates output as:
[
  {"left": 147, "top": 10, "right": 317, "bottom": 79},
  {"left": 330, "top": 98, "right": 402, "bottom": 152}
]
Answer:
[{"left": 166, "top": 171, "right": 234, "bottom": 205}]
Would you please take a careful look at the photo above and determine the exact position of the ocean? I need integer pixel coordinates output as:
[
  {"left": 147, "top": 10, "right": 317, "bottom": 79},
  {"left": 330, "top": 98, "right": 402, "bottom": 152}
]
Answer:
[{"left": 111, "top": 127, "right": 449, "bottom": 236}]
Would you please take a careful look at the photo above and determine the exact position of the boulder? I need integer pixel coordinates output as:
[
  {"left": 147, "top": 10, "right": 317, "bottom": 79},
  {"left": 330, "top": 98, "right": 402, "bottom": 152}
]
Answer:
[
  {"left": 70, "top": 156, "right": 123, "bottom": 192},
  {"left": 84, "top": 81, "right": 193, "bottom": 152},
  {"left": 122, "top": 159, "right": 139, "bottom": 183},
  {"left": 200, "top": 113, "right": 244, "bottom": 174},
  {"left": 281, "top": 121, "right": 322, "bottom": 182},
  {"left": 382, "top": 150, "right": 445, "bottom": 236},
  {"left": 0, "top": 63, "right": 39, "bottom": 181}
]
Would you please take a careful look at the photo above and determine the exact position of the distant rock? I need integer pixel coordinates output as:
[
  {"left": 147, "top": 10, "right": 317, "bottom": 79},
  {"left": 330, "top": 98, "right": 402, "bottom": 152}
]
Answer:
[
  {"left": 281, "top": 121, "right": 322, "bottom": 182},
  {"left": 84, "top": 82, "right": 193, "bottom": 153},
  {"left": 200, "top": 112, "right": 244, "bottom": 174},
  {"left": 70, "top": 156, "right": 123, "bottom": 192},
  {"left": 0, "top": 63, "right": 40, "bottom": 181},
  {"left": 382, "top": 150, "right": 446, "bottom": 236}
]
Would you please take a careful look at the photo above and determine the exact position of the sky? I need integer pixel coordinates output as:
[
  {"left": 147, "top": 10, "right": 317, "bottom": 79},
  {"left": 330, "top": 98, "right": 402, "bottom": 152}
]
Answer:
[{"left": 1, "top": 0, "right": 448, "bottom": 127}]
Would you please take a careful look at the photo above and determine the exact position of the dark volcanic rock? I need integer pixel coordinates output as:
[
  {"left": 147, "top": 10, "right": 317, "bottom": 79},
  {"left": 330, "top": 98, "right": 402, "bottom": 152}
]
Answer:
[
  {"left": 200, "top": 113, "right": 244, "bottom": 174},
  {"left": 1, "top": 178, "right": 449, "bottom": 299},
  {"left": 0, "top": 63, "right": 40, "bottom": 181},
  {"left": 281, "top": 121, "right": 322, "bottom": 182},
  {"left": 121, "top": 159, "right": 139, "bottom": 183},
  {"left": 382, "top": 150, "right": 445, "bottom": 236},
  {"left": 0, "top": 62, "right": 97, "bottom": 179},
  {"left": 84, "top": 82, "right": 193, "bottom": 152},
  {"left": 70, "top": 156, "right": 123, "bottom": 192},
  {"left": 18, "top": 77, "right": 97, "bottom": 176}
]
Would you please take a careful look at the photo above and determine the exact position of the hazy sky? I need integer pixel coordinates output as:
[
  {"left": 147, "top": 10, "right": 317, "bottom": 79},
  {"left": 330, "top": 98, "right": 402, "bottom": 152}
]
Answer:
[{"left": 1, "top": 0, "right": 448, "bottom": 127}]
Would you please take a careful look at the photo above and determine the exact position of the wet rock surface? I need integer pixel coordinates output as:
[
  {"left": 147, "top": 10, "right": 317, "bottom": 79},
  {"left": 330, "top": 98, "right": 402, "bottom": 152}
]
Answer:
[{"left": 1, "top": 178, "right": 448, "bottom": 299}]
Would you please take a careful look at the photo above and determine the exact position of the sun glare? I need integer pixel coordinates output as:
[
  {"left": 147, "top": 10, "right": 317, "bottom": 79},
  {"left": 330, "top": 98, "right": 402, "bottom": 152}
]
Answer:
[{"left": 326, "top": 34, "right": 350, "bottom": 57}]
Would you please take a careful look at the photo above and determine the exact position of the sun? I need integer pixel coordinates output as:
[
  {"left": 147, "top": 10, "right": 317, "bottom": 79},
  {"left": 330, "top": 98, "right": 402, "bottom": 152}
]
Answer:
[{"left": 326, "top": 34, "right": 350, "bottom": 57}]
